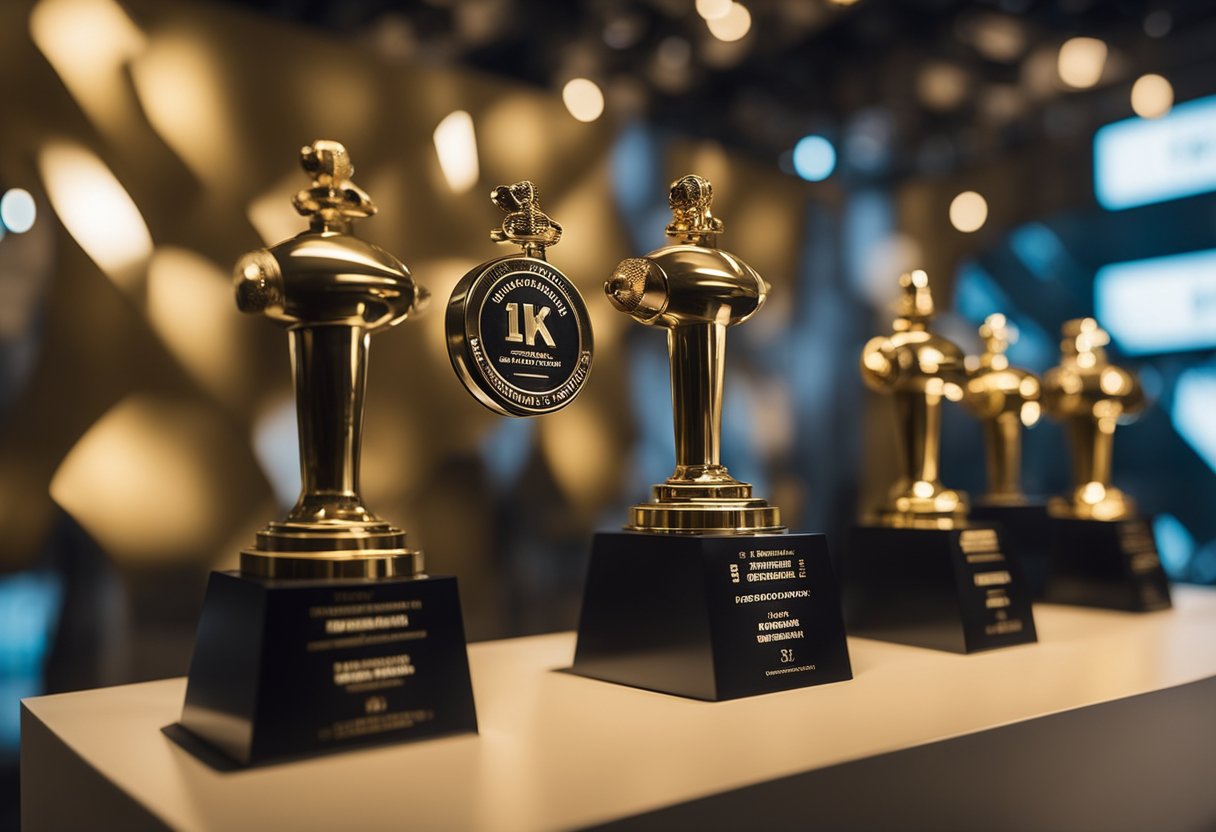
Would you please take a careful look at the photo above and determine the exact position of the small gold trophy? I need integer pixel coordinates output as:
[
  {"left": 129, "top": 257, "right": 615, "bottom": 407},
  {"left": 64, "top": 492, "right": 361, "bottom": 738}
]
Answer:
[
  {"left": 1041, "top": 318, "right": 1170, "bottom": 610},
  {"left": 178, "top": 141, "right": 476, "bottom": 766},
  {"left": 572, "top": 175, "right": 851, "bottom": 700},
  {"left": 963, "top": 314, "right": 1053, "bottom": 597},
  {"left": 845, "top": 272, "right": 1037, "bottom": 653}
]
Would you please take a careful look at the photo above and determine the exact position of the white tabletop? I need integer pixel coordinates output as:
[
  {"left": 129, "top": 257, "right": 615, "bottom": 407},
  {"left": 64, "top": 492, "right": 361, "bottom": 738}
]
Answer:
[{"left": 21, "top": 586, "right": 1216, "bottom": 832}]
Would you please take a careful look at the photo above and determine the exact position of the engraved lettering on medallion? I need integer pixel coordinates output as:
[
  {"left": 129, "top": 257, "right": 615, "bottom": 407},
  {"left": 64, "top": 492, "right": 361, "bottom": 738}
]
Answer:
[{"left": 504, "top": 301, "right": 557, "bottom": 347}]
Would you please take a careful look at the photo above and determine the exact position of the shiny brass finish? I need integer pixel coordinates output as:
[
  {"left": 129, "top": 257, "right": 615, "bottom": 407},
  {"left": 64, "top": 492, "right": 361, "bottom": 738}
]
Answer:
[
  {"left": 860, "top": 270, "right": 969, "bottom": 528},
  {"left": 234, "top": 140, "right": 428, "bottom": 579},
  {"left": 446, "top": 181, "right": 593, "bottom": 417},
  {"left": 962, "top": 314, "right": 1042, "bottom": 505},
  {"left": 606, "top": 174, "right": 783, "bottom": 534},
  {"left": 488, "top": 180, "right": 562, "bottom": 257},
  {"left": 1042, "top": 318, "right": 1145, "bottom": 521}
]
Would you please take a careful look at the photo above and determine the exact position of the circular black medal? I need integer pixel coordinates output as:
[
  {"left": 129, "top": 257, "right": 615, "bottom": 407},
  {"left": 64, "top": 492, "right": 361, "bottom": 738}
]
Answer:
[{"left": 447, "top": 255, "right": 593, "bottom": 417}]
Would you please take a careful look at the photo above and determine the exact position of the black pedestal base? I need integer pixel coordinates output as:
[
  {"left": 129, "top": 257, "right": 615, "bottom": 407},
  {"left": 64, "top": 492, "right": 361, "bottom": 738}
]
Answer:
[
  {"left": 178, "top": 570, "right": 477, "bottom": 766},
  {"left": 844, "top": 525, "right": 1038, "bottom": 654},
  {"left": 1046, "top": 517, "right": 1171, "bottom": 612},
  {"left": 969, "top": 502, "right": 1052, "bottom": 599},
  {"left": 572, "top": 532, "right": 852, "bottom": 701}
]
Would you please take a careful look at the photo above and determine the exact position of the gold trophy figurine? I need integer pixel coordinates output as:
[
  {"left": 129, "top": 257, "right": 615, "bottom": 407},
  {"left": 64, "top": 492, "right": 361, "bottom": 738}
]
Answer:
[
  {"left": 964, "top": 314, "right": 1042, "bottom": 506},
  {"left": 845, "top": 271, "right": 1037, "bottom": 653},
  {"left": 1042, "top": 318, "right": 1145, "bottom": 522},
  {"left": 179, "top": 141, "right": 477, "bottom": 766},
  {"left": 233, "top": 140, "right": 428, "bottom": 578},
  {"left": 1040, "top": 318, "right": 1169, "bottom": 611},
  {"left": 962, "top": 314, "right": 1052, "bottom": 599},
  {"left": 604, "top": 174, "right": 782, "bottom": 534},
  {"left": 859, "top": 269, "right": 969, "bottom": 527},
  {"left": 573, "top": 174, "right": 852, "bottom": 701}
]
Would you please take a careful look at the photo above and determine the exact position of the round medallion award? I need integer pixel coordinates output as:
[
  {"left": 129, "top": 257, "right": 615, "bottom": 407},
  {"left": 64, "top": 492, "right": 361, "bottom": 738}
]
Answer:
[{"left": 447, "top": 181, "right": 593, "bottom": 416}]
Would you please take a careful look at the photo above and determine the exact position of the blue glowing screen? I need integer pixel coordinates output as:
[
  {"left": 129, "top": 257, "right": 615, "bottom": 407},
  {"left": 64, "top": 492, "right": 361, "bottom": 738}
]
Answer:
[
  {"left": 1094, "top": 248, "right": 1216, "bottom": 355},
  {"left": 1094, "top": 93, "right": 1216, "bottom": 210}
]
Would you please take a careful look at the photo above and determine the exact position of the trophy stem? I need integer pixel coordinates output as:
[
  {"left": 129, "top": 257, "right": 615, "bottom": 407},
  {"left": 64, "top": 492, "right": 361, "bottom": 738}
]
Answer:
[
  {"left": 289, "top": 324, "right": 368, "bottom": 520},
  {"left": 983, "top": 412, "right": 1024, "bottom": 501},
  {"left": 1068, "top": 418, "right": 1113, "bottom": 489},
  {"left": 668, "top": 322, "right": 727, "bottom": 480},
  {"left": 892, "top": 389, "right": 940, "bottom": 486}
]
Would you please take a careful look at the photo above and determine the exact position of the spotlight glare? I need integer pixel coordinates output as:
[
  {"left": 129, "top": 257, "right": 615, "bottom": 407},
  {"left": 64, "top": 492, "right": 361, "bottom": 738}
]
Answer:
[
  {"left": 706, "top": 3, "right": 751, "bottom": 42},
  {"left": 562, "top": 78, "right": 605, "bottom": 123},
  {"left": 695, "top": 0, "right": 732, "bottom": 20},
  {"left": 0, "top": 189, "right": 37, "bottom": 233},
  {"left": 1131, "top": 74, "right": 1173, "bottom": 119},
  {"left": 949, "top": 190, "right": 988, "bottom": 233},
  {"left": 432, "top": 110, "right": 480, "bottom": 194},
  {"left": 791, "top": 135, "right": 836, "bottom": 182},
  {"left": 1057, "top": 36, "right": 1107, "bottom": 89}
]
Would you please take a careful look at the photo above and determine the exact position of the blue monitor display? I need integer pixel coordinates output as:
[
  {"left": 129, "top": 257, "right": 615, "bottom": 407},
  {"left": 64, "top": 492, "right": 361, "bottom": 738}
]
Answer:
[
  {"left": 1094, "top": 248, "right": 1216, "bottom": 355},
  {"left": 1094, "top": 93, "right": 1216, "bottom": 211}
]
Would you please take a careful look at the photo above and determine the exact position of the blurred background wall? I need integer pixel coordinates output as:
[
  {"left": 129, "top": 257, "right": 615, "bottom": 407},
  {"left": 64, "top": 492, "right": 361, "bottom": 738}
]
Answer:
[{"left": 2, "top": 0, "right": 1216, "bottom": 822}]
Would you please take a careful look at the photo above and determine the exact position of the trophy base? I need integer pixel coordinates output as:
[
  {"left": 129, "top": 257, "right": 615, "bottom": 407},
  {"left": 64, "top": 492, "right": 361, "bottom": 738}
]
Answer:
[
  {"left": 240, "top": 548, "right": 422, "bottom": 579},
  {"left": 969, "top": 501, "right": 1052, "bottom": 599},
  {"left": 571, "top": 532, "right": 852, "bottom": 701},
  {"left": 177, "top": 570, "right": 476, "bottom": 766},
  {"left": 843, "top": 524, "right": 1038, "bottom": 653},
  {"left": 1045, "top": 517, "right": 1171, "bottom": 611}
]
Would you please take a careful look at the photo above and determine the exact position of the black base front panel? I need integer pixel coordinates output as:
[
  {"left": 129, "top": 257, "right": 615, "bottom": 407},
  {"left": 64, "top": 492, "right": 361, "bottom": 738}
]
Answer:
[
  {"left": 969, "top": 502, "right": 1052, "bottom": 599},
  {"left": 844, "top": 525, "right": 1037, "bottom": 654},
  {"left": 572, "top": 532, "right": 852, "bottom": 701},
  {"left": 1046, "top": 517, "right": 1171, "bottom": 611},
  {"left": 178, "top": 570, "right": 477, "bottom": 766}
]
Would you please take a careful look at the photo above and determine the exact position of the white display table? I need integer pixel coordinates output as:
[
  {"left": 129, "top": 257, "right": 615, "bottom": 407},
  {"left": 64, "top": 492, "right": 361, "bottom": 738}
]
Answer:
[{"left": 22, "top": 587, "right": 1216, "bottom": 831}]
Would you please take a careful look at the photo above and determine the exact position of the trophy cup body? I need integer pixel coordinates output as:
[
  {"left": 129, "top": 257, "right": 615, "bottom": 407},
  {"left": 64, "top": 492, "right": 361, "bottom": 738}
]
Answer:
[
  {"left": 177, "top": 142, "right": 476, "bottom": 766},
  {"left": 844, "top": 273, "right": 1037, "bottom": 653},
  {"left": 571, "top": 176, "right": 851, "bottom": 700},
  {"left": 1041, "top": 318, "right": 1170, "bottom": 611},
  {"left": 962, "top": 314, "right": 1053, "bottom": 598}
]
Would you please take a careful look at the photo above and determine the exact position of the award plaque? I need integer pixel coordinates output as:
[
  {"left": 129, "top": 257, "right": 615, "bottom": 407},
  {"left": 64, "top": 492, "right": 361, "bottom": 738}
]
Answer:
[
  {"left": 177, "top": 141, "right": 476, "bottom": 766},
  {"left": 844, "top": 272, "right": 1037, "bottom": 654},
  {"left": 446, "top": 181, "right": 592, "bottom": 416},
  {"left": 571, "top": 175, "right": 852, "bottom": 700},
  {"left": 1041, "top": 318, "right": 1170, "bottom": 611},
  {"left": 962, "top": 314, "right": 1053, "bottom": 598}
]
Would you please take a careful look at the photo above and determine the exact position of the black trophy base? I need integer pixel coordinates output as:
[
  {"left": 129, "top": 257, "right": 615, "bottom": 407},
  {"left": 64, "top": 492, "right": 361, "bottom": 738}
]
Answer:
[
  {"left": 178, "top": 570, "right": 477, "bottom": 767},
  {"left": 1046, "top": 517, "right": 1171, "bottom": 612},
  {"left": 844, "top": 524, "right": 1038, "bottom": 654},
  {"left": 572, "top": 532, "right": 852, "bottom": 701},
  {"left": 969, "top": 502, "right": 1053, "bottom": 600}
]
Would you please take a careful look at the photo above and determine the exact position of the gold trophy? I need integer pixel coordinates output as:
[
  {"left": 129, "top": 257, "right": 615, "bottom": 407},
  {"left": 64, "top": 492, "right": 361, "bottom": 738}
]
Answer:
[
  {"left": 572, "top": 175, "right": 851, "bottom": 700},
  {"left": 844, "top": 272, "right": 1037, "bottom": 653},
  {"left": 962, "top": 314, "right": 1053, "bottom": 598},
  {"left": 178, "top": 141, "right": 476, "bottom": 766},
  {"left": 1041, "top": 318, "right": 1170, "bottom": 610}
]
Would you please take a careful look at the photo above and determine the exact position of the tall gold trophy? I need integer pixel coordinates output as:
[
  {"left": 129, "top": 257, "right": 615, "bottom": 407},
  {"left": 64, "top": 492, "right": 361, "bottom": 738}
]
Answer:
[
  {"left": 178, "top": 141, "right": 476, "bottom": 766},
  {"left": 962, "top": 314, "right": 1053, "bottom": 597},
  {"left": 572, "top": 175, "right": 851, "bottom": 700},
  {"left": 1041, "top": 318, "right": 1170, "bottom": 611},
  {"left": 844, "top": 272, "right": 1037, "bottom": 653}
]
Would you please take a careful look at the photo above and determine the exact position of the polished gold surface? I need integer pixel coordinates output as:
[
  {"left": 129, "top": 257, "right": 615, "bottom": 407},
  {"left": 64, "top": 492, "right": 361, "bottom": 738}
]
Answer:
[
  {"left": 607, "top": 174, "right": 783, "bottom": 534},
  {"left": 962, "top": 314, "right": 1042, "bottom": 505},
  {"left": 446, "top": 180, "right": 593, "bottom": 417},
  {"left": 1042, "top": 318, "right": 1145, "bottom": 521},
  {"left": 860, "top": 270, "right": 968, "bottom": 528},
  {"left": 235, "top": 140, "right": 428, "bottom": 578},
  {"left": 487, "top": 180, "right": 563, "bottom": 257}
]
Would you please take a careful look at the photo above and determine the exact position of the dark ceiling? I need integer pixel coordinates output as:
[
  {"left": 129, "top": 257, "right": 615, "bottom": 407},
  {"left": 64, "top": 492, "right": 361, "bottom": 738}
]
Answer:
[{"left": 220, "top": 0, "right": 1216, "bottom": 179}]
